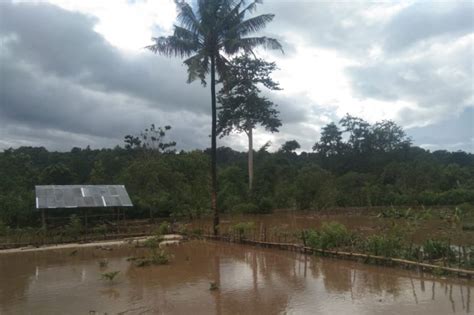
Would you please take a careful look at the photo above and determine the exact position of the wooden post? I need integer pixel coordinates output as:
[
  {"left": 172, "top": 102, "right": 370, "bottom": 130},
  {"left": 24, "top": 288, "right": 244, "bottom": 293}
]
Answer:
[
  {"left": 83, "top": 208, "right": 88, "bottom": 236},
  {"left": 122, "top": 208, "right": 126, "bottom": 234},
  {"left": 41, "top": 208, "right": 47, "bottom": 230},
  {"left": 115, "top": 207, "right": 119, "bottom": 234}
]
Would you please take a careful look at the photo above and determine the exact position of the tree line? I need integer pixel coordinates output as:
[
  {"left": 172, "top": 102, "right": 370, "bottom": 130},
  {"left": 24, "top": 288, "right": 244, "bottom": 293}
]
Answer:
[{"left": 0, "top": 119, "right": 472, "bottom": 228}]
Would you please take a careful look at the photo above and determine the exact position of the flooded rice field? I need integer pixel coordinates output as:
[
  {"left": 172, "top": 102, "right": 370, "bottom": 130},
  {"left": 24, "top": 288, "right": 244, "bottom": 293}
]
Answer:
[
  {"left": 1, "top": 240, "right": 472, "bottom": 314},
  {"left": 189, "top": 209, "right": 474, "bottom": 245}
]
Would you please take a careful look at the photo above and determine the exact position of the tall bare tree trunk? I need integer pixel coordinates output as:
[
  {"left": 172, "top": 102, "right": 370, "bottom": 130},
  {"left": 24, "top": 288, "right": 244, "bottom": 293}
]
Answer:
[
  {"left": 248, "top": 128, "right": 254, "bottom": 191},
  {"left": 211, "top": 55, "right": 219, "bottom": 236}
]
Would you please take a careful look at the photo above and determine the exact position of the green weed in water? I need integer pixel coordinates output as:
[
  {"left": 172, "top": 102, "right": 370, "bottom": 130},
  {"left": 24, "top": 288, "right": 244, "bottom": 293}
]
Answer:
[
  {"left": 231, "top": 222, "right": 255, "bottom": 240},
  {"left": 209, "top": 282, "right": 219, "bottom": 291},
  {"left": 101, "top": 271, "right": 119, "bottom": 282},
  {"left": 306, "top": 222, "right": 352, "bottom": 250},
  {"left": 423, "top": 239, "right": 455, "bottom": 261},
  {"left": 98, "top": 259, "right": 108, "bottom": 268}
]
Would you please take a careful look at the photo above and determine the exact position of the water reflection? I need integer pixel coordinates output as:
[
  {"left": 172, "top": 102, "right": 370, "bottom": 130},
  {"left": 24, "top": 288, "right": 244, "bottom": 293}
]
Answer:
[{"left": 0, "top": 241, "right": 472, "bottom": 314}]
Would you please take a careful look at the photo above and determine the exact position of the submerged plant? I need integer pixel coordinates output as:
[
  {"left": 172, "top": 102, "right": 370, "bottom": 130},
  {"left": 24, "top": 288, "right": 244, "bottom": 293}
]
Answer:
[
  {"left": 98, "top": 259, "right": 108, "bottom": 268},
  {"left": 133, "top": 250, "right": 170, "bottom": 267},
  {"left": 209, "top": 282, "right": 219, "bottom": 291},
  {"left": 101, "top": 271, "right": 120, "bottom": 282}
]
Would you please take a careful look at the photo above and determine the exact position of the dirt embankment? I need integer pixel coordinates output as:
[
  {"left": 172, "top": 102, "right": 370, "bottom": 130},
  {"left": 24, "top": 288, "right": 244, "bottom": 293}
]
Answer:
[{"left": 0, "top": 234, "right": 184, "bottom": 254}]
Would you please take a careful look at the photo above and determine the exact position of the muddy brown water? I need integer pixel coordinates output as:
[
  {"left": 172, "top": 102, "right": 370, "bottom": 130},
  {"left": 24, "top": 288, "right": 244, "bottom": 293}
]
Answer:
[{"left": 0, "top": 240, "right": 472, "bottom": 315}]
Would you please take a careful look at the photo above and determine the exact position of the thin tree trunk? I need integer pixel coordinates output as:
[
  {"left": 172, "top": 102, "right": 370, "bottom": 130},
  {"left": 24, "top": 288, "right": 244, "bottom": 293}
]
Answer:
[
  {"left": 248, "top": 128, "right": 254, "bottom": 191},
  {"left": 211, "top": 55, "right": 219, "bottom": 236}
]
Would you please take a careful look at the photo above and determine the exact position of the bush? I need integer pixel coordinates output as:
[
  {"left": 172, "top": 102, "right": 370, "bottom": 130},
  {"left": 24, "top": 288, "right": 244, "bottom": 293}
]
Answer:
[
  {"left": 92, "top": 224, "right": 107, "bottom": 237},
  {"left": 365, "top": 234, "right": 403, "bottom": 257},
  {"left": 0, "top": 220, "right": 8, "bottom": 236},
  {"left": 258, "top": 197, "right": 274, "bottom": 213},
  {"left": 156, "top": 221, "right": 170, "bottom": 235},
  {"left": 423, "top": 239, "right": 455, "bottom": 261},
  {"left": 306, "top": 222, "right": 352, "bottom": 250},
  {"left": 232, "top": 203, "right": 258, "bottom": 214},
  {"left": 231, "top": 222, "right": 255, "bottom": 240},
  {"left": 295, "top": 166, "right": 337, "bottom": 210},
  {"left": 438, "top": 189, "right": 474, "bottom": 205},
  {"left": 143, "top": 236, "right": 163, "bottom": 248},
  {"left": 65, "top": 214, "right": 82, "bottom": 239}
]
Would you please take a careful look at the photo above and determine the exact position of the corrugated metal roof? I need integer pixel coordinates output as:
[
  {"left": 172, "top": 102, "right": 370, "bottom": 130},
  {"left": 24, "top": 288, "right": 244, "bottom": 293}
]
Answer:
[{"left": 35, "top": 185, "right": 133, "bottom": 209}]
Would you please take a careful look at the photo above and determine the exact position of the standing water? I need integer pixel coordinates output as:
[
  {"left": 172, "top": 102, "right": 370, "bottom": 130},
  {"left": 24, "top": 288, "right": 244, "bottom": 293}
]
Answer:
[{"left": 0, "top": 240, "right": 472, "bottom": 314}]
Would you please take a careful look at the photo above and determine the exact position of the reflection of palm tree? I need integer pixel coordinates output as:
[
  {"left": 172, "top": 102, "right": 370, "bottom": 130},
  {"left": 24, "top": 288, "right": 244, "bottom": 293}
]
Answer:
[
  {"left": 320, "top": 259, "right": 353, "bottom": 294},
  {"left": 146, "top": 0, "right": 282, "bottom": 235}
]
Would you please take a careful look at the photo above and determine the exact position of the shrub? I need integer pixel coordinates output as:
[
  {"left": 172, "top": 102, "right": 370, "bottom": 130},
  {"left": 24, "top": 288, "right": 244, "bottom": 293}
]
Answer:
[
  {"left": 143, "top": 236, "right": 163, "bottom": 248},
  {"left": 306, "top": 222, "right": 352, "bottom": 250},
  {"left": 93, "top": 224, "right": 108, "bottom": 237},
  {"left": 438, "top": 189, "right": 474, "bottom": 205},
  {"left": 0, "top": 220, "right": 8, "bottom": 236},
  {"left": 458, "top": 202, "right": 474, "bottom": 213},
  {"left": 365, "top": 234, "right": 403, "bottom": 257},
  {"left": 231, "top": 222, "right": 255, "bottom": 240},
  {"left": 423, "top": 239, "right": 455, "bottom": 261},
  {"left": 258, "top": 197, "right": 274, "bottom": 213},
  {"left": 156, "top": 221, "right": 170, "bottom": 235},
  {"left": 232, "top": 203, "right": 258, "bottom": 214},
  {"left": 295, "top": 166, "right": 337, "bottom": 210},
  {"left": 65, "top": 214, "right": 82, "bottom": 239}
]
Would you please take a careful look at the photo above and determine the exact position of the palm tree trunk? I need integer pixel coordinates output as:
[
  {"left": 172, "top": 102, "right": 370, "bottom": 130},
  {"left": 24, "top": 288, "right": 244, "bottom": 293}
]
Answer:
[
  {"left": 211, "top": 55, "right": 219, "bottom": 236},
  {"left": 248, "top": 128, "right": 254, "bottom": 191}
]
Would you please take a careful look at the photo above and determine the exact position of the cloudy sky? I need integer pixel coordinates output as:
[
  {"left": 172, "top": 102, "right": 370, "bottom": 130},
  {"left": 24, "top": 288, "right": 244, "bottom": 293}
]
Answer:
[{"left": 0, "top": 0, "right": 473, "bottom": 152}]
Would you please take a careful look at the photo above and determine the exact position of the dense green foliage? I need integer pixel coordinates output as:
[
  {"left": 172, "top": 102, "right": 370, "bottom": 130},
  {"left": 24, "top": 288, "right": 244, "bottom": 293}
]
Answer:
[{"left": 0, "top": 117, "right": 473, "bottom": 228}]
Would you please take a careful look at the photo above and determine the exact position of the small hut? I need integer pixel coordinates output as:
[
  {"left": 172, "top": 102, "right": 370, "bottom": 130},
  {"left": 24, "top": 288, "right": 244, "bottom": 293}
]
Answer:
[{"left": 35, "top": 185, "right": 133, "bottom": 231}]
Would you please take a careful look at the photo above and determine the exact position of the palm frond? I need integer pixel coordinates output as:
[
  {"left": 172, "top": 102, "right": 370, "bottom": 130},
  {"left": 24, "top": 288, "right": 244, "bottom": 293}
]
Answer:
[
  {"left": 173, "top": 25, "right": 201, "bottom": 43},
  {"left": 234, "top": 0, "right": 262, "bottom": 22},
  {"left": 146, "top": 36, "right": 198, "bottom": 58},
  {"left": 233, "top": 14, "right": 275, "bottom": 36},
  {"left": 237, "top": 36, "right": 283, "bottom": 53},
  {"left": 175, "top": 0, "right": 202, "bottom": 35}
]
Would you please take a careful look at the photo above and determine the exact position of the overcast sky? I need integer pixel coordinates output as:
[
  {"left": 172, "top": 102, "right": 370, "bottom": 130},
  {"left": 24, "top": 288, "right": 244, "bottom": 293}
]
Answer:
[{"left": 0, "top": 0, "right": 473, "bottom": 152}]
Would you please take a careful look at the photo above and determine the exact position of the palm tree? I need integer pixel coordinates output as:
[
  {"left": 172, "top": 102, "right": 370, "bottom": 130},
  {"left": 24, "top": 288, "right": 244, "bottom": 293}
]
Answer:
[{"left": 146, "top": 0, "right": 282, "bottom": 235}]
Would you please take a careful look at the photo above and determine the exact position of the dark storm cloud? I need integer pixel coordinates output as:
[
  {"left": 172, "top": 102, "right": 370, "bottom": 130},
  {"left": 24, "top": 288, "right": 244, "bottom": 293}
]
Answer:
[
  {"left": 0, "top": 1, "right": 213, "bottom": 150},
  {"left": 384, "top": 1, "right": 474, "bottom": 52},
  {"left": 0, "top": 0, "right": 472, "bottom": 152},
  {"left": 0, "top": 1, "right": 310, "bottom": 151},
  {"left": 0, "top": 2, "right": 208, "bottom": 113}
]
